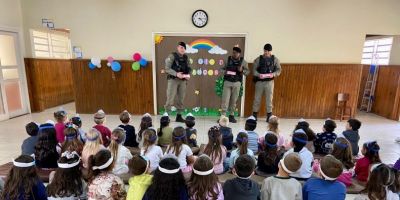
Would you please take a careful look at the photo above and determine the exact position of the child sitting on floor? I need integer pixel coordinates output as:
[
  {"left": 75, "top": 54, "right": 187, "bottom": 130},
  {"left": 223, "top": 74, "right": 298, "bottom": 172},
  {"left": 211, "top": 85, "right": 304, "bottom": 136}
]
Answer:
[
  {"left": 82, "top": 128, "right": 105, "bottom": 169},
  {"left": 185, "top": 113, "right": 198, "bottom": 148},
  {"left": 257, "top": 133, "right": 285, "bottom": 175},
  {"left": 127, "top": 155, "right": 153, "bottom": 200},
  {"left": 259, "top": 115, "right": 285, "bottom": 151},
  {"left": 61, "top": 125, "right": 84, "bottom": 155},
  {"left": 223, "top": 154, "right": 260, "bottom": 200},
  {"left": 201, "top": 126, "right": 227, "bottom": 174},
  {"left": 71, "top": 114, "right": 86, "bottom": 143},
  {"left": 2, "top": 155, "right": 47, "bottom": 200},
  {"left": 35, "top": 122, "right": 59, "bottom": 168},
  {"left": 229, "top": 130, "right": 255, "bottom": 169},
  {"left": 46, "top": 151, "right": 87, "bottom": 199},
  {"left": 188, "top": 155, "right": 224, "bottom": 200},
  {"left": 355, "top": 141, "right": 381, "bottom": 182},
  {"left": 54, "top": 108, "right": 68, "bottom": 143},
  {"left": 314, "top": 119, "right": 337, "bottom": 155},
  {"left": 260, "top": 152, "right": 303, "bottom": 200},
  {"left": 92, "top": 109, "right": 112, "bottom": 147},
  {"left": 119, "top": 110, "right": 139, "bottom": 148},
  {"left": 245, "top": 116, "right": 259, "bottom": 154},
  {"left": 341, "top": 118, "right": 361, "bottom": 156},
  {"left": 355, "top": 163, "right": 400, "bottom": 200},
  {"left": 165, "top": 126, "right": 195, "bottom": 174},
  {"left": 141, "top": 128, "right": 163, "bottom": 172},
  {"left": 219, "top": 115, "right": 234, "bottom": 152},
  {"left": 303, "top": 155, "right": 346, "bottom": 200},
  {"left": 138, "top": 113, "right": 153, "bottom": 147},
  {"left": 21, "top": 122, "right": 39, "bottom": 155},
  {"left": 108, "top": 127, "right": 133, "bottom": 175},
  {"left": 157, "top": 113, "right": 173, "bottom": 147},
  {"left": 295, "top": 119, "right": 317, "bottom": 153},
  {"left": 284, "top": 130, "right": 313, "bottom": 180},
  {"left": 87, "top": 149, "right": 126, "bottom": 199}
]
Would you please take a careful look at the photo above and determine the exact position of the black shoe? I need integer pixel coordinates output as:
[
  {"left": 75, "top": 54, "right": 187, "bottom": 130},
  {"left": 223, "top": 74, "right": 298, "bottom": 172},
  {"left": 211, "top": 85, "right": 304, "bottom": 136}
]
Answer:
[
  {"left": 252, "top": 112, "right": 258, "bottom": 121},
  {"left": 176, "top": 114, "right": 185, "bottom": 123},
  {"left": 266, "top": 112, "right": 272, "bottom": 122},
  {"left": 229, "top": 115, "right": 237, "bottom": 123}
]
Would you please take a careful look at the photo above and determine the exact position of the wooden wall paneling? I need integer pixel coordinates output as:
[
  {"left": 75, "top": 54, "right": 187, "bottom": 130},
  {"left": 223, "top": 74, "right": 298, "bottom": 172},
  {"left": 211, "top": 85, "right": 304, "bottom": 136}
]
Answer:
[
  {"left": 244, "top": 64, "right": 362, "bottom": 119},
  {"left": 71, "top": 60, "right": 154, "bottom": 115},
  {"left": 24, "top": 58, "right": 74, "bottom": 112},
  {"left": 371, "top": 65, "right": 400, "bottom": 120}
]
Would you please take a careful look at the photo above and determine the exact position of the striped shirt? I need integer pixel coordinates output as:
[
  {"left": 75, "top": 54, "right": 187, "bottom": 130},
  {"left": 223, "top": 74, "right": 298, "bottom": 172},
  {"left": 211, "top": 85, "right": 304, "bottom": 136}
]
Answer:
[{"left": 247, "top": 131, "right": 259, "bottom": 154}]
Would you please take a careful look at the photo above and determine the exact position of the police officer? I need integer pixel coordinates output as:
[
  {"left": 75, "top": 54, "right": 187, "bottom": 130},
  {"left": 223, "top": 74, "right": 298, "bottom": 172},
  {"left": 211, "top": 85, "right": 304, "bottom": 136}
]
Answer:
[
  {"left": 220, "top": 47, "right": 249, "bottom": 123},
  {"left": 252, "top": 43, "right": 281, "bottom": 122},
  {"left": 164, "top": 42, "right": 192, "bottom": 122}
]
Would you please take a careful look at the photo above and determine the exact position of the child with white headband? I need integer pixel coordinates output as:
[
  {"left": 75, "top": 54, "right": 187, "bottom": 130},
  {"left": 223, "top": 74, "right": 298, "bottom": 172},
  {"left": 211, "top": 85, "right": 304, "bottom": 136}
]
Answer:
[
  {"left": 87, "top": 149, "right": 126, "bottom": 199},
  {"left": 302, "top": 155, "right": 346, "bottom": 200},
  {"left": 142, "top": 157, "right": 189, "bottom": 200},
  {"left": 355, "top": 163, "right": 400, "bottom": 200},
  {"left": 223, "top": 154, "right": 260, "bottom": 200},
  {"left": 1, "top": 154, "right": 47, "bottom": 200},
  {"left": 261, "top": 152, "right": 303, "bottom": 200},
  {"left": 127, "top": 155, "right": 153, "bottom": 200},
  {"left": 47, "top": 151, "right": 87, "bottom": 199},
  {"left": 188, "top": 155, "right": 224, "bottom": 200}
]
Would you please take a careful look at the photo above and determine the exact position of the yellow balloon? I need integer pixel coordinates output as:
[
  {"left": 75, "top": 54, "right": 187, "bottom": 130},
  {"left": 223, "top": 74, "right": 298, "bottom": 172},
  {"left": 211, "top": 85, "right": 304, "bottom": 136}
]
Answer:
[
  {"left": 208, "top": 69, "right": 213, "bottom": 76},
  {"left": 209, "top": 59, "right": 215, "bottom": 65}
]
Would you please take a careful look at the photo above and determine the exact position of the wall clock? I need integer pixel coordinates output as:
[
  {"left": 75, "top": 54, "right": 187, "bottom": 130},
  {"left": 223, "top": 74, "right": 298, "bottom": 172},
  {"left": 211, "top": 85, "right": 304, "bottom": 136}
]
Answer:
[{"left": 192, "top": 9, "right": 208, "bottom": 28}]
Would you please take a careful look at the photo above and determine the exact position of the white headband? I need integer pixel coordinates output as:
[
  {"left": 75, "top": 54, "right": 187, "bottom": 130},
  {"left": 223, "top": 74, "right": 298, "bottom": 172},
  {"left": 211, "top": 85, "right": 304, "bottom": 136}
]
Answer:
[
  {"left": 319, "top": 165, "right": 337, "bottom": 181},
  {"left": 193, "top": 168, "right": 214, "bottom": 176},
  {"left": 158, "top": 166, "right": 180, "bottom": 174},
  {"left": 13, "top": 160, "right": 35, "bottom": 168},
  {"left": 280, "top": 159, "right": 294, "bottom": 174},
  {"left": 58, "top": 158, "right": 81, "bottom": 169},
  {"left": 92, "top": 156, "right": 114, "bottom": 170}
]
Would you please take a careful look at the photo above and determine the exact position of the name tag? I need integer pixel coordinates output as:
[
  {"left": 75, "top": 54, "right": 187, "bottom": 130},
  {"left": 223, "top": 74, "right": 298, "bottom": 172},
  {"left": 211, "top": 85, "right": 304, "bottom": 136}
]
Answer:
[
  {"left": 182, "top": 74, "right": 190, "bottom": 78},
  {"left": 227, "top": 71, "right": 237, "bottom": 75},
  {"left": 260, "top": 73, "right": 273, "bottom": 79}
]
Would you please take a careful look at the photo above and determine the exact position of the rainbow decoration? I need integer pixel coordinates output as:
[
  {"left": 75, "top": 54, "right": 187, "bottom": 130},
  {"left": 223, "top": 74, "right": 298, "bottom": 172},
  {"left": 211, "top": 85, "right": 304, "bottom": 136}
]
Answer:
[{"left": 190, "top": 39, "right": 216, "bottom": 50}]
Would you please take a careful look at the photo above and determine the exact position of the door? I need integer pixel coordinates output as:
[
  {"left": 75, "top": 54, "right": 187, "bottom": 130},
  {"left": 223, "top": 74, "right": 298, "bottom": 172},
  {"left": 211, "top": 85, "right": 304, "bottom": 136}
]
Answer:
[{"left": 0, "top": 31, "right": 29, "bottom": 119}]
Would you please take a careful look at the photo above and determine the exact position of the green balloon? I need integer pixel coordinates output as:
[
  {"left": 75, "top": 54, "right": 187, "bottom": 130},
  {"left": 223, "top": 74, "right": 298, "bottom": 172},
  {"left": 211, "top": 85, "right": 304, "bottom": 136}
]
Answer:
[{"left": 132, "top": 62, "right": 140, "bottom": 71}]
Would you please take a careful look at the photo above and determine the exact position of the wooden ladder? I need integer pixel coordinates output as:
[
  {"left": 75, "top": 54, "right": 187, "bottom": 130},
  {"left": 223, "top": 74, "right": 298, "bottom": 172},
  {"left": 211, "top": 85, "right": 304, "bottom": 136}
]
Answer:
[{"left": 360, "top": 64, "right": 379, "bottom": 112}]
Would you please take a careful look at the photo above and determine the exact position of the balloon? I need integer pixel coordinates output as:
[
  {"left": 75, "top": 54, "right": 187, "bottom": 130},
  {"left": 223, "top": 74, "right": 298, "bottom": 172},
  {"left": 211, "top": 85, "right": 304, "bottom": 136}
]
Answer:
[
  {"left": 111, "top": 61, "right": 121, "bottom": 72},
  {"left": 132, "top": 62, "right": 140, "bottom": 71},
  {"left": 133, "top": 53, "right": 142, "bottom": 61},
  {"left": 139, "top": 58, "right": 148, "bottom": 67},
  {"left": 107, "top": 62, "right": 111, "bottom": 67},
  {"left": 88, "top": 62, "right": 96, "bottom": 70},
  {"left": 107, "top": 56, "right": 114, "bottom": 63},
  {"left": 91, "top": 57, "right": 101, "bottom": 66}
]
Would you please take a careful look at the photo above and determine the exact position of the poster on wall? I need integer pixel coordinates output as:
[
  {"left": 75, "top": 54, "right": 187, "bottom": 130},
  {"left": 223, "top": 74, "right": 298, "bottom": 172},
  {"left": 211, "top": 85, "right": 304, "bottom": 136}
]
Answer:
[{"left": 154, "top": 34, "right": 246, "bottom": 116}]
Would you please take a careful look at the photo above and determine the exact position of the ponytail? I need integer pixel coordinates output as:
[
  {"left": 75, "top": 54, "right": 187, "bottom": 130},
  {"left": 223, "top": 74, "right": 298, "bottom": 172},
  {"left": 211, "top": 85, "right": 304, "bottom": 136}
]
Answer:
[
  {"left": 236, "top": 132, "right": 248, "bottom": 155},
  {"left": 158, "top": 116, "right": 170, "bottom": 137}
]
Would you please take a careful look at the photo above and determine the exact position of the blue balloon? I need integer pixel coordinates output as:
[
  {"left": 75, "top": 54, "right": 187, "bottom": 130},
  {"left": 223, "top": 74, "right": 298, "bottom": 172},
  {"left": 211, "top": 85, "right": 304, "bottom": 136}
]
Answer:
[
  {"left": 88, "top": 62, "right": 96, "bottom": 69},
  {"left": 139, "top": 58, "right": 148, "bottom": 67},
  {"left": 111, "top": 61, "right": 121, "bottom": 72}
]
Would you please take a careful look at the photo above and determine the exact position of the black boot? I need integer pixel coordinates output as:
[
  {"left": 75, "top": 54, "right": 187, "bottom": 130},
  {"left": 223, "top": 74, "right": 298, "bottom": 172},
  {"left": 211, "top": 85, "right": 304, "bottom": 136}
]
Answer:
[
  {"left": 266, "top": 112, "right": 272, "bottom": 122},
  {"left": 176, "top": 114, "right": 185, "bottom": 123},
  {"left": 252, "top": 112, "right": 258, "bottom": 121},
  {"left": 229, "top": 115, "right": 237, "bottom": 123}
]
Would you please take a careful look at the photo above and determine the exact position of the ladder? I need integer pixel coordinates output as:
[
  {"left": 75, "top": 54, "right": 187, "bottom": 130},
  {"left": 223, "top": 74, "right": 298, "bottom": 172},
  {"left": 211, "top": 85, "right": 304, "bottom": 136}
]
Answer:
[{"left": 360, "top": 64, "right": 379, "bottom": 112}]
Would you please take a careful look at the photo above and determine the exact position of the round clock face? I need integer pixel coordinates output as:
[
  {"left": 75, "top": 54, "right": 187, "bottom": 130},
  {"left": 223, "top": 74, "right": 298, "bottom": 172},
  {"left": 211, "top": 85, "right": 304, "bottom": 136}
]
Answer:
[{"left": 192, "top": 10, "right": 208, "bottom": 28}]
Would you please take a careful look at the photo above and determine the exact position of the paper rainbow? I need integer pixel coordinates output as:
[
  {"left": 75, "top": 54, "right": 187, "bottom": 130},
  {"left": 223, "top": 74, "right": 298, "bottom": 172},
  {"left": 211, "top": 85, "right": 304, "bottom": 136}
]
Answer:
[{"left": 190, "top": 39, "right": 216, "bottom": 50}]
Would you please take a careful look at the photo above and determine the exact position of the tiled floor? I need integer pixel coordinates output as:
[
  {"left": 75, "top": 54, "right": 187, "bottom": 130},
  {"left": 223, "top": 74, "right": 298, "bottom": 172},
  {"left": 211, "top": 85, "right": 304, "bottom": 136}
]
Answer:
[{"left": 1, "top": 102, "right": 399, "bottom": 165}]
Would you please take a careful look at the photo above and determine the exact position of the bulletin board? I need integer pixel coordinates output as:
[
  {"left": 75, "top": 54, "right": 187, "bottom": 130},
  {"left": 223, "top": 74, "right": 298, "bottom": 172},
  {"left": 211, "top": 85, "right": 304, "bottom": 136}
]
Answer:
[{"left": 153, "top": 33, "right": 246, "bottom": 116}]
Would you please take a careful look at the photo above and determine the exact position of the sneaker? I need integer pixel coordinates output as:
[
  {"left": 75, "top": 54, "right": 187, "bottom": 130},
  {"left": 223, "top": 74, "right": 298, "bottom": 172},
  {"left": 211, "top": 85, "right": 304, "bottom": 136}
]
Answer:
[
  {"left": 176, "top": 114, "right": 185, "bottom": 123},
  {"left": 229, "top": 115, "right": 237, "bottom": 123},
  {"left": 266, "top": 112, "right": 272, "bottom": 122}
]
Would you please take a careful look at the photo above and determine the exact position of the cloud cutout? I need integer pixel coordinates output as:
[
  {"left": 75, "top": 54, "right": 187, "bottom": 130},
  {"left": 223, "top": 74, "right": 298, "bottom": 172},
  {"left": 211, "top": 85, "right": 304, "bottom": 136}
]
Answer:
[
  {"left": 185, "top": 45, "right": 199, "bottom": 54},
  {"left": 208, "top": 45, "right": 228, "bottom": 55}
]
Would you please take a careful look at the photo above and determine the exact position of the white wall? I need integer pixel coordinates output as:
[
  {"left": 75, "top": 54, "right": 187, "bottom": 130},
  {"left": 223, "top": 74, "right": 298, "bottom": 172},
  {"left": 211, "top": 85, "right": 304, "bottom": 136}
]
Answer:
[
  {"left": 0, "top": 0, "right": 23, "bottom": 29},
  {"left": 390, "top": 36, "right": 400, "bottom": 65},
  {"left": 20, "top": 0, "right": 400, "bottom": 63}
]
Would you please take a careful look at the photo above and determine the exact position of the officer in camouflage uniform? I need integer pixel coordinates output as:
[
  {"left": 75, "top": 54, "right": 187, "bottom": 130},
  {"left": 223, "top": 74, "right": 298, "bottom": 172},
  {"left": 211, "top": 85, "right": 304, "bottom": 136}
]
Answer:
[
  {"left": 252, "top": 43, "right": 282, "bottom": 122},
  {"left": 164, "top": 42, "right": 192, "bottom": 122},
  {"left": 220, "top": 47, "right": 249, "bottom": 123}
]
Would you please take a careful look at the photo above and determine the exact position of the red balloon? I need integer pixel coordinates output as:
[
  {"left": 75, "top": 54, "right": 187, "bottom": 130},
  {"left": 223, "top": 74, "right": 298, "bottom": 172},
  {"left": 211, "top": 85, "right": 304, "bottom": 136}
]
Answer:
[{"left": 133, "top": 53, "right": 142, "bottom": 61}]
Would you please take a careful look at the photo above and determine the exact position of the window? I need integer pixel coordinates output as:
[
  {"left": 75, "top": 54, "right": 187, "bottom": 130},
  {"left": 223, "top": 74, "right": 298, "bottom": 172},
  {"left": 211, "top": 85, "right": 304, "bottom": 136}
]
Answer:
[
  {"left": 361, "top": 37, "right": 393, "bottom": 65},
  {"left": 30, "top": 29, "right": 72, "bottom": 59}
]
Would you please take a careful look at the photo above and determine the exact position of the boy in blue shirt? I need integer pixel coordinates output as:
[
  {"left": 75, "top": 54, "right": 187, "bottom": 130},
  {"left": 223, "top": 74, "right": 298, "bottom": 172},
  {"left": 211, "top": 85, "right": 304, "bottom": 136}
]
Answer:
[{"left": 303, "top": 155, "right": 346, "bottom": 200}]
